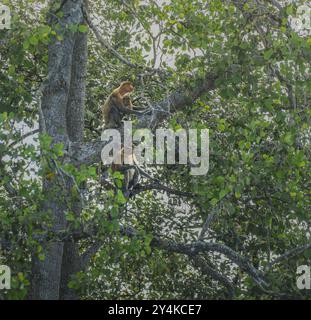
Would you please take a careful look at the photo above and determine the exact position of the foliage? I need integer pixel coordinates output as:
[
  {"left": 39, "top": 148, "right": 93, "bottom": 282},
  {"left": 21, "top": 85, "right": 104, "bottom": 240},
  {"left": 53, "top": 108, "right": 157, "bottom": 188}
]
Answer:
[{"left": 0, "top": 0, "right": 310, "bottom": 300}]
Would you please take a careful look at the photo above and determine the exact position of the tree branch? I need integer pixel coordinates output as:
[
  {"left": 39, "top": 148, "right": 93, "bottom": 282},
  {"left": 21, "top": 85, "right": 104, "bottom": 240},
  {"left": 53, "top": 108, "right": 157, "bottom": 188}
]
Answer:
[
  {"left": 8, "top": 129, "right": 39, "bottom": 149},
  {"left": 82, "top": 2, "right": 167, "bottom": 76},
  {"left": 27, "top": 218, "right": 267, "bottom": 290},
  {"left": 82, "top": 4, "right": 140, "bottom": 69},
  {"left": 119, "top": 225, "right": 267, "bottom": 289},
  {"left": 131, "top": 182, "right": 194, "bottom": 198},
  {"left": 72, "top": 72, "right": 218, "bottom": 166},
  {"left": 265, "top": 243, "right": 311, "bottom": 272},
  {"left": 192, "top": 255, "right": 235, "bottom": 298}
]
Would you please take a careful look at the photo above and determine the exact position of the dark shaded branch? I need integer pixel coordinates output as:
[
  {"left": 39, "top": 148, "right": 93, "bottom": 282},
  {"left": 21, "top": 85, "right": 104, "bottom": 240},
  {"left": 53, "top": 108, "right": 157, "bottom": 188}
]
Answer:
[
  {"left": 192, "top": 255, "right": 235, "bottom": 298},
  {"left": 82, "top": 4, "right": 139, "bottom": 69},
  {"left": 131, "top": 183, "right": 193, "bottom": 198},
  {"left": 265, "top": 243, "right": 311, "bottom": 271},
  {"left": 119, "top": 225, "right": 267, "bottom": 289},
  {"left": 27, "top": 219, "right": 266, "bottom": 289},
  {"left": 8, "top": 129, "right": 39, "bottom": 149}
]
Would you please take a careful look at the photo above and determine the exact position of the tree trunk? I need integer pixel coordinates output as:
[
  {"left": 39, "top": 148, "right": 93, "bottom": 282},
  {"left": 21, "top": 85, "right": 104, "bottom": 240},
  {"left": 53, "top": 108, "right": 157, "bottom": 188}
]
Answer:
[
  {"left": 29, "top": 0, "right": 86, "bottom": 300},
  {"left": 60, "top": 28, "right": 88, "bottom": 300}
]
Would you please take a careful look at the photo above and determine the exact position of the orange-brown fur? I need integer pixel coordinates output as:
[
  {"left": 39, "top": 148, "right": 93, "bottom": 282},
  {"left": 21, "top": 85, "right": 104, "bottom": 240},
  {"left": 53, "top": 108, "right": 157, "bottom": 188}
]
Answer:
[{"left": 102, "top": 81, "right": 135, "bottom": 129}]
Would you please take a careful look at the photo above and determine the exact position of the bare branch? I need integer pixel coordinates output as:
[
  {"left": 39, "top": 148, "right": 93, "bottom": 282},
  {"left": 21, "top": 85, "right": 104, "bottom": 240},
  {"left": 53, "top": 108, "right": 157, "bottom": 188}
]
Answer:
[
  {"left": 198, "top": 211, "right": 217, "bottom": 241},
  {"left": 8, "top": 129, "right": 39, "bottom": 149},
  {"left": 131, "top": 183, "right": 193, "bottom": 198},
  {"left": 265, "top": 243, "right": 311, "bottom": 271},
  {"left": 82, "top": 5, "right": 140, "bottom": 69},
  {"left": 28, "top": 219, "right": 267, "bottom": 289}
]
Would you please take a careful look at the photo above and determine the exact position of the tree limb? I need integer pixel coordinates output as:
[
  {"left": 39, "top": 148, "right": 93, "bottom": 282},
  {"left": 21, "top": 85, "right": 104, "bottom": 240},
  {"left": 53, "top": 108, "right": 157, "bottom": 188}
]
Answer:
[
  {"left": 72, "top": 72, "right": 218, "bottom": 166},
  {"left": 265, "top": 243, "right": 311, "bottom": 272},
  {"left": 119, "top": 225, "right": 267, "bottom": 289},
  {"left": 82, "top": 4, "right": 140, "bottom": 69},
  {"left": 131, "top": 182, "right": 193, "bottom": 198},
  {"left": 192, "top": 255, "right": 235, "bottom": 298},
  {"left": 8, "top": 129, "right": 39, "bottom": 149},
  {"left": 82, "top": 2, "right": 167, "bottom": 76}
]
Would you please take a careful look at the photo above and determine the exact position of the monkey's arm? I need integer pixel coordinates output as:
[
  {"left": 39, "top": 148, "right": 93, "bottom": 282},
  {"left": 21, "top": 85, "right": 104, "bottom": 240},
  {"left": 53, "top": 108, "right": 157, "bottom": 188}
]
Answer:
[
  {"left": 119, "top": 106, "right": 147, "bottom": 115},
  {"left": 111, "top": 95, "right": 148, "bottom": 115}
]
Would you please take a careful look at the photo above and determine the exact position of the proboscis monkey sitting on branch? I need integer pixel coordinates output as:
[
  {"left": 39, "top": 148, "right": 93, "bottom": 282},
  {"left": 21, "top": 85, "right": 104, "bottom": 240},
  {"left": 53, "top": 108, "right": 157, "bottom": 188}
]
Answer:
[{"left": 102, "top": 81, "right": 146, "bottom": 129}]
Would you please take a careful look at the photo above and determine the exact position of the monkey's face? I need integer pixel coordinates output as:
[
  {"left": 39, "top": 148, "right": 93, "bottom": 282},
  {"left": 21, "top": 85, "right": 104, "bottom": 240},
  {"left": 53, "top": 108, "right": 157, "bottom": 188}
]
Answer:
[{"left": 119, "top": 82, "right": 134, "bottom": 97}]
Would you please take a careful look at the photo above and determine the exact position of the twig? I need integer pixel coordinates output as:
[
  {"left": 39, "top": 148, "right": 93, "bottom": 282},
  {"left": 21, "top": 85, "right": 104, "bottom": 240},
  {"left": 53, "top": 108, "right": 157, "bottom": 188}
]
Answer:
[
  {"left": 8, "top": 129, "right": 39, "bottom": 149},
  {"left": 198, "top": 211, "right": 217, "bottom": 241},
  {"left": 265, "top": 243, "right": 311, "bottom": 271},
  {"left": 82, "top": 3, "right": 167, "bottom": 75},
  {"left": 0, "top": 159, "right": 18, "bottom": 198}
]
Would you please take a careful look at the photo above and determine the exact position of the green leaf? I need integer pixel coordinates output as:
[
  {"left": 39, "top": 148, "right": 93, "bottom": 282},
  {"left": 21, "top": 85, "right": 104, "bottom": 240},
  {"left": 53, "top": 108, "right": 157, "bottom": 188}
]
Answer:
[
  {"left": 283, "top": 132, "right": 294, "bottom": 145},
  {"left": 235, "top": 191, "right": 241, "bottom": 199},
  {"left": 286, "top": 5, "right": 293, "bottom": 15},
  {"left": 66, "top": 212, "right": 75, "bottom": 221},
  {"left": 116, "top": 190, "right": 127, "bottom": 204},
  {"left": 29, "top": 36, "right": 38, "bottom": 46},
  {"left": 53, "top": 143, "right": 64, "bottom": 157},
  {"left": 219, "top": 189, "right": 228, "bottom": 199},
  {"left": 23, "top": 40, "right": 30, "bottom": 50},
  {"left": 78, "top": 25, "right": 88, "bottom": 33},
  {"left": 38, "top": 253, "right": 45, "bottom": 261},
  {"left": 263, "top": 49, "right": 273, "bottom": 60}
]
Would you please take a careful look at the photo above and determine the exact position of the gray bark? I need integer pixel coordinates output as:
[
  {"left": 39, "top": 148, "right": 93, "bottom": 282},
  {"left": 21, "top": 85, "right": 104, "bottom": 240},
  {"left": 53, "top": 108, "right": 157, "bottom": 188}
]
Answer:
[
  {"left": 30, "top": 0, "right": 85, "bottom": 300},
  {"left": 60, "top": 27, "right": 88, "bottom": 300}
]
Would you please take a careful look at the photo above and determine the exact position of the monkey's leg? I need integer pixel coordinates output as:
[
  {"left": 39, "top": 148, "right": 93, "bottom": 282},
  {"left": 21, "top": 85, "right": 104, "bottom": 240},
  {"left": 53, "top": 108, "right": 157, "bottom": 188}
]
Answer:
[{"left": 122, "top": 170, "right": 131, "bottom": 198}]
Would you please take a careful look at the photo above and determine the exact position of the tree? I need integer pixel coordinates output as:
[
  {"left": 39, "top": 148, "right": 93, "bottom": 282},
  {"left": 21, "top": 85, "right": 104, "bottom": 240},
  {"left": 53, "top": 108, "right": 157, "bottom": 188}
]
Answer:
[{"left": 0, "top": 0, "right": 310, "bottom": 300}]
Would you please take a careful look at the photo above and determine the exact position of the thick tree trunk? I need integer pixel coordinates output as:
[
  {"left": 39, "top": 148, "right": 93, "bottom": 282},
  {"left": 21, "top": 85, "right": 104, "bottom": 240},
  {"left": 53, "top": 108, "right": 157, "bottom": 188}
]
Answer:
[
  {"left": 30, "top": 0, "right": 86, "bottom": 300},
  {"left": 60, "top": 29, "right": 88, "bottom": 300}
]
